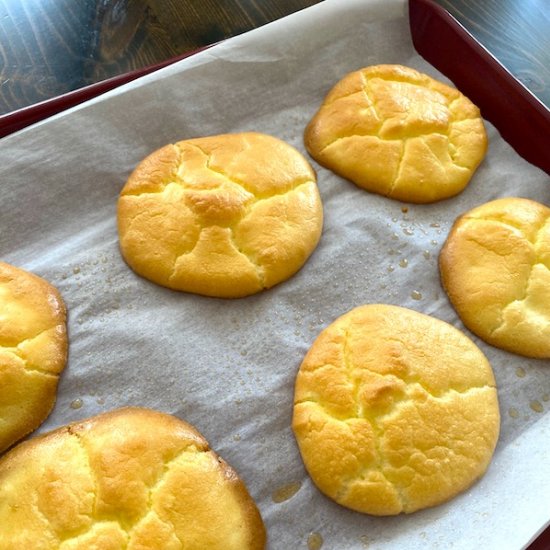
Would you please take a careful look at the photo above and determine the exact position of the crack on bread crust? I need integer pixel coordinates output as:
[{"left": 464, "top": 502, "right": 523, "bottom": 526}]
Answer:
[
  {"left": 453, "top": 210, "right": 550, "bottom": 344},
  {"left": 53, "top": 429, "right": 99, "bottom": 544},
  {"left": 0, "top": 347, "right": 59, "bottom": 378},
  {"left": 127, "top": 445, "right": 210, "bottom": 541},
  {"left": 296, "top": 378, "right": 493, "bottom": 420},
  {"left": 187, "top": 142, "right": 314, "bottom": 202},
  {"left": 67, "top": 429, "right": 99, "bottom": 520},
  {"left": 188, "top": 143, "right": 253, "bottom": 193},
  {"left": 359, "top": 71, "right": 383, "bottom": 129},
  {"left": 463, "top": 234, "right": 517, "bottom": 258},
  {"left": 54, "top": 429, "right": 221, "bottom": 547},
  {"left": 387, "top": 139, "right": 408, "bottom": 198},
  {"left": 490, "top": 262, "right": 550, "bottom": 338},
  {"left": 119, "top": 181, "right": 182, "bottom": 198},
  {"left": 168, "top": 228, "right": 203, "bottom": 280},
  {"left": 534, "top": 217, "right": 550, "bottom": 247},
  {"left": 317, "top": 134, "right": 400, "bottom": 155},
  {"left": 342, "top": 324, "right": 361, "bottom": 418},
  {"left": 120, "top": 204, "right": 175, "bottom": 227},
  {"left": 447, "top": 96, "right": 461, "bottom": 113},
  {"left": 121, "top": 144, "right": 182, "bottom": 198},
  {"left": 0, "top": 326, "right": 50, "bottom": 350},
  {"left": 30, "top": 490, "right": 58, "bottom": 543},
  {"left": 228, "top": 226, "right": 266, "bottom": 288},
  {"left": 462, "top": 215, "right": 549, "bottom": 246}
]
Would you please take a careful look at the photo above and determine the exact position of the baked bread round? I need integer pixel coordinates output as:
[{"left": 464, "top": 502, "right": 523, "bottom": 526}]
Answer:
[
  {"left": 440, "top": 197, "right": 550, "bottom": 358},
  {"left": 0, "top": 262, "right": 67, "bottom": 453},
  {"left": 118, "top": 132, "right": 323, "bottom": 298},
  {"left": 0, "top": 407, "right": 266, "bottom": 549},
  {"left": 292, "top": 304, "right": 499, "bottom": 516},
  {"left": 304, "top": 64, "right": 487, "bottom": 203}
]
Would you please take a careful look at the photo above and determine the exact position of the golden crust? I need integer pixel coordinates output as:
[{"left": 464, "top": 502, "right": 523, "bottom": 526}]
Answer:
[
  {"left": 292, "top": 304, "right": 499, "bottom": 515},
  {"left": 440, "top": 197, "right": 550, "bottom": 358},
  {"left": 117, "top": 132, "right": 323, "bottom": 298},
  {"left": 0, "top": 262, "right": 67, "bottom": 453},
  {"left": 304, "top": 64, "right": 487, "bottom": 203},
  {"left": 0, "top": 407, "right": 266, "bottom": 549}
]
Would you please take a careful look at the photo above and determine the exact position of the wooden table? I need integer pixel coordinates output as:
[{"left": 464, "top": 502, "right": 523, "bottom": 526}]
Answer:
[
  {"left": 0, "top": 0, "right": 321, "bottom": 114},
  {"left": 0, "top": 0, "right": 549, "bottom": 115},
  {"left": 434, "top": 0, "right": 550, "bottom": 108}
]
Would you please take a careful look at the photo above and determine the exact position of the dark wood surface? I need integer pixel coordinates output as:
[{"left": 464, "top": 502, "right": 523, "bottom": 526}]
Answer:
[
  {"left": 0, "top": 0, "right": 549, "bottom": 116},
  {"left": 432, "top": 0, "right": 550, "bottom": 107},
  {"left": 0, "top": 0, "right": 321, "bottom": 115}
]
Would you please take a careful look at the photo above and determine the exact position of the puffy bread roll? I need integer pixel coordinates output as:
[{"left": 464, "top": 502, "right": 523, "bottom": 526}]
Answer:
[
  {"left": 0, "top": 407, "right": 266, "bottom": 549},
  {"left": 292, "top": 304, "right": 500, "bottom": 515},
  {"left": 118, "top": 132, "right": 323, "bottom": 298},
  {"left": 305, "top": 64, "right": 487, "bottom": 203},
  {"left": 440, "top": 197, "right": 550, "bottom": 358},
  {"left": 0, "top": 262, "right": 67, "bottom": 453}
]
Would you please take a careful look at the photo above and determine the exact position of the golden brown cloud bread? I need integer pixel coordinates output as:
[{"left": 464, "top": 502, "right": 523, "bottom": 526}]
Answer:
[
  {"left": 440, "top": 197, "right": 550, "bottom": 358},
  {"left": 304, "top": 64, "right": 487, "bottom": 203},
  {"left": 0, "top": 262, "right": 67, "bottom": 453},
  {"left": 118, "top": 132, "right": 323, "bottom": 298},
  {"left": 292, "top": 304, "right": 499, "bottom": 516},
  {"left": 0, "top": 407, "right": 266, "bottom": 549}
]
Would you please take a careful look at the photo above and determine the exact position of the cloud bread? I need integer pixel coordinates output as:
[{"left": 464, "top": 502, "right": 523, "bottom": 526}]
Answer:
[
  {"left": 118, "top": 132, "right": 323, "bottom": 298},
  {"left": 0, "top": 262, "right": 67, "bottom": 453},
  {"left": 304, "top": 64, "right": 487, "bottom": 203},
  {"left": 0, "top": 407, "right": 266, "bottom": 549},
  {"left": 440, "top": 197, "right": 550, "bottom": 358},
  {"left": 292, "top": 304, "right": 499, "bottom": 516}
]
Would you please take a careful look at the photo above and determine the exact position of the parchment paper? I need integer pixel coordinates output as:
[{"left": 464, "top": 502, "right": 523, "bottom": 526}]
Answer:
[{"left": 1, "top": 0, "right": 549, "bottom": 548}]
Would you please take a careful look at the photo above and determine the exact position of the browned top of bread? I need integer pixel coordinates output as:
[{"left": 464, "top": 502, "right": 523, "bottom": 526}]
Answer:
[
  {"left": 305, "top": 64, "right": 487, "bottom": 203},
  {"left": 293, "top": 304, "right": 500, "bottom": 515},
  {"left": 440, "top": 197, "right": 550, "bottom": 358},
  {"left": 0, "top": 407, "right": 266, "bottom": 549},
  {"left": 0, "top": 262, "right": 67, "bottom": 453},
  {"left": 118, "top": 132, "right": 323, "bottom": 298}
]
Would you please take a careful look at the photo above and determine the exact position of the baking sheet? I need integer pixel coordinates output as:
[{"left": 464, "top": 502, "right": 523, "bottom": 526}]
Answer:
[{"left": 1, "top": 0, "right": 549, "bottom": 548}]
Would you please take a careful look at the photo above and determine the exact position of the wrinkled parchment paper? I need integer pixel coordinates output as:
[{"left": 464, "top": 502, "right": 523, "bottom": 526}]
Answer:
[{"left": 1, "top": 0, "right": 549, "bottom": 548}]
